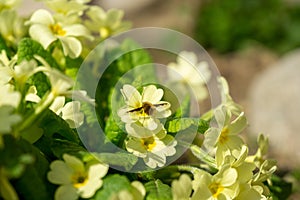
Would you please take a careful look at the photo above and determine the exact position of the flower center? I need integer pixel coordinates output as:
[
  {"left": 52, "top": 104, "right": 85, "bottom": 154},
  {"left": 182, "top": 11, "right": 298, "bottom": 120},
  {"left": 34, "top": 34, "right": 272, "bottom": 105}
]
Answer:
[
  {"left": 209, "top": 182, "right": 224, "bottom": 198},
  {"left": 71, "top": 172, "right": 88, "bottom": 188},
  {"left": 99, "top": 27, "right": 110, "bottom": 39},
  {"left": 219, "top": 127, "right": 229, "bottom": 144},
  {"left": 141, "top": 137, "right": 156, "bottom": 151},
  {"left": 50, "top": 23, "right": 66, "bottom": 36}
]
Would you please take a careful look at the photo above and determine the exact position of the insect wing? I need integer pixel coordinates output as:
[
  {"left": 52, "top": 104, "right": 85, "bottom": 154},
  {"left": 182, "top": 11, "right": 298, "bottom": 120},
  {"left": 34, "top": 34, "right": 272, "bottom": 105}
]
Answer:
[{"left": 153, "top": 102, "right": 171, "bottom": 112}]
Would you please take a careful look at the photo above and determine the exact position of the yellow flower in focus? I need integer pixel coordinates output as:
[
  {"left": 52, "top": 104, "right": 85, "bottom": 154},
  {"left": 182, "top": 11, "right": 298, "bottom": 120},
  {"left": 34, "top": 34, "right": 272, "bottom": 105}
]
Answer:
[
  {"left": 125, "top": 133, "right": 177, "bottom": 169},
  {"left": 192, "top": 165, "right": 238, "bottom": 200},
  {"left": 203, "top": 105, "right": 247, "bottom": 167},
  {"left": 118, "top": 84, "right": 171, "bottom": 134}
]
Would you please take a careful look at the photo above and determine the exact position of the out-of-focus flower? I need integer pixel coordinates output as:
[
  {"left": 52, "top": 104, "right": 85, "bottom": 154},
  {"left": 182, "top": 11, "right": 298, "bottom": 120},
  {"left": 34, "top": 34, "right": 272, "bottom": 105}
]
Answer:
[
  {"left": 85, "top": 6, "right": 131, "bottom": 39},
  {"left": 0, "top": 106, "right": 21, "bottom": 133},
  {"left": 203, "top": 105, "right": 247, "bottom": 167},
  {"left": 118, "top": 84, "right": 171, "bottom": 132},
  {"left": 50, "top": 96, "right": 84, "bottom": 128},
  {"left": 172, "top": 174, "right": 193, "bottom": 200},
  {"left": 0, "top": 9, "right": 26, "bottom": 46},
  {"left": 192, "top": 165, "right": 239, "bottom": 200},
  {"left": 125, "top": 134, "right": 177, "bottom": 168},
  {"left": 110, "top": 181, "right": 146, "bottom": 200},
  {"left": 47, "top": 154, "right": 109, "bottom": 200},
  {"left": 44, "top": 0, "right": 89, "bottom": 24},
  {"left": 0, "top": 0, "right": 21, "bottom": 11},
  {"left": 27, "top": 9, "right": 92, "bottom": 58},
  {"left": 167, "top": 51, "right": 211, "bottom": 101},
  {"left": 0, "top": 84, "right": 20, "bottom": 108}
]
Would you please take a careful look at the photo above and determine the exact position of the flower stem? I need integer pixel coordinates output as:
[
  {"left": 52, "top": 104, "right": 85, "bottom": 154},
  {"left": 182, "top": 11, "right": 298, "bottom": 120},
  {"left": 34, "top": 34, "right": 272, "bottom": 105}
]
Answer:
[
  {"left": 190, "top": 145, "right": 217, "bottom": 169},
  {"left": 16, "top": 92, "right": 55, "bottom": 134}
]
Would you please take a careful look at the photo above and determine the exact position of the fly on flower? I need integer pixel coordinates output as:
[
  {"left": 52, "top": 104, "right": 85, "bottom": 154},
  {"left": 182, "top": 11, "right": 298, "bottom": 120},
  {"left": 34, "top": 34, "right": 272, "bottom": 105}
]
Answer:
[
  {"left": 127, "top": 101, "right": 170, "bottom": 116},
  {"left": 118, "top": 84, "right": 171, "bottom": 132}
]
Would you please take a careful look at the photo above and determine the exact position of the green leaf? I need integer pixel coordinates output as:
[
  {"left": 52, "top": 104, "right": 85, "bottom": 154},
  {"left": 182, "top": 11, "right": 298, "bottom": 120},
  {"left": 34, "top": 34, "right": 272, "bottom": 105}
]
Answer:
[
  {"left": 38, "top": 109, "right": 79, "bottom": 143},
  {"left": 28, "top": 72, "right": 51, "bottom": 97},
  {"left": 94, "top": 174, "right": 132, "bottom": 200},
  {"left": 167, "top": 118, "right": 196, "bottom": 133},
  {"left": 50, "top": 139, "right": 86, "bottom": 158},
  {"left": 269, "top": 175, "right": 292, "bottom": 200},
  {"left": 166, "top": 118, "right": 209, "bottom": 134},
  {"left": 94, "top": 152, "right": 138, "bottom": 171},
  {"left": 1, "top": 135, "right": 53, "bottom": 200},
  {"left": 172, "top": 95, "right": 190, "bottom": 118},
  {"left": 17, "top": 38, "right": 59, "bottom": 68},
  {"left": 145, "top": 179, "right": 172, "bottom": 200},
  {"left": 104, "top": 113, "right": 126, "bottom": 147}
]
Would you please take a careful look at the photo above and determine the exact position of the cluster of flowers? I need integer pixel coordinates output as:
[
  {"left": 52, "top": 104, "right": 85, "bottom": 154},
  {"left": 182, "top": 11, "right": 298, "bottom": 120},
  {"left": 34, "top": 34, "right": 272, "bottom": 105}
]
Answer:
[
  {"left": 171, "top": 77, "right": 277, "bottom": 200},
  {"left": 117, "top": 84, "right": 176, "bottom": 168}
]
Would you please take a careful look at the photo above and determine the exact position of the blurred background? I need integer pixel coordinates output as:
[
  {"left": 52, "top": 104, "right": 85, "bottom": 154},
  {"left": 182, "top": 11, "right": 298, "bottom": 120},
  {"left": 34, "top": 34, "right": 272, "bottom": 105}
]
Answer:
[{"left": 20, "top": 0, "right": 300, "bottom": 197}]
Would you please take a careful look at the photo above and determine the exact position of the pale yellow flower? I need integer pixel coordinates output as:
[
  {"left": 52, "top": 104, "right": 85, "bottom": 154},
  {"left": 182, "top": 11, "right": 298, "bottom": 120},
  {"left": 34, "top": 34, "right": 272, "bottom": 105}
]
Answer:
[
  {"left": 203, "top": 106, "right": 247, "bottom": 167},
  {"left": 167, "top": 51, "right": 211, "bottom": 101},
  {"left": 47, "top": 154, "right": 108, "bottom": 200},
  {"left": 125, "top": 133, "right": 177, "bottom": 168},
  {"left": 0, "top": 9, "right": 26, "bottom": 45},
  {"left": 85, "top": 6, "right": 131, "bottom": 39},
  {"left": 118, "top": 84, "right": 171, "bottom": 134},
  {"left": 172, "top": 174, "right": 193, "bottom": 200},
  {"left": 49, "top": 96, "right": 84, "bottom": 128},
  {"left": 27, "top": 9, "right": 92, "bottom": 58},
  {"left": 192, "top": 165, "right": 239, "bottom": 200}
]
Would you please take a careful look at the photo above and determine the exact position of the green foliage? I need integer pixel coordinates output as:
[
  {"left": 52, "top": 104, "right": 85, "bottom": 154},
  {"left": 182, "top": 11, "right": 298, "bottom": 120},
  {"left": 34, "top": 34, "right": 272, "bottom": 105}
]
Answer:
[
  {"left": 94, "top": 174, "right": 132, "bottom": 200},
  {"left": 94, "top": 152, "right": 138, "bottom": 171},
  {"left": 38, "top": 109, "right": 80, "bottom": 143},
  {"left": 145, "top": 179, "right": 172, "bottom": 200},
  {"left": 104, "top": 113, "right": 127, "bottom": 147},
  {"left": 0, "top": 35, "right": 13, "bottom": 57},
  {"left": 0, "top": 135, "right": 53, "bottom": 200},
  {"left": 269, "top": 175, "right": 293, "bottom": 200},
  {"left": 195, "top": 0, "right": 300, "bottom": 54}
]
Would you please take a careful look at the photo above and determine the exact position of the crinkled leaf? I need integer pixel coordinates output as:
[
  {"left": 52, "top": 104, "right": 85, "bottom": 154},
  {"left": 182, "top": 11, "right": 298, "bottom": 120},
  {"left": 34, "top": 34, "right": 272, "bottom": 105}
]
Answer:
[
  {"left": 17, "top": 38, "right": 59, "bottom": 68},
  {"left": 28, "top": 72, "right": 51, "bottom": 97},
  {"left": 166, "top": 118, "right": 209, "bottom": 134},
  {"left": 145, "top": 179, "right": 172, "bottom": 200},
  {"left": 94, "top": 174, "right": 132, "bottom": 200}
]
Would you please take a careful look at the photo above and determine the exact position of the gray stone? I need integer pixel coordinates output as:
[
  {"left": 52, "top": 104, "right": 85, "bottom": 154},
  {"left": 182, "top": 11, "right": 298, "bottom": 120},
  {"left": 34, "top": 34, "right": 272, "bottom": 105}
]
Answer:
[{"left": 248, "top": 49, "right": 300, "bottom": 169}]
